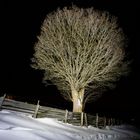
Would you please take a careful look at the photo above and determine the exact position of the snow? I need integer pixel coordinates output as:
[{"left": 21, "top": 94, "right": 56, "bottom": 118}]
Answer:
[{"left": 0, "top": 110, "right": 140, "bottom": 140}]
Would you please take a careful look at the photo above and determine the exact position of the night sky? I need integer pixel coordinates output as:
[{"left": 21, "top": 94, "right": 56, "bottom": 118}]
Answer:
[{"left": 1, "top": 0, "right": 139, "bottom": 123}]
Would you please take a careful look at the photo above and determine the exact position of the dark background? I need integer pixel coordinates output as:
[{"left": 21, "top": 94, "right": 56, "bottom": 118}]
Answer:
[{"left": 1, "top": 0, "right": 139, "bottom": 125}]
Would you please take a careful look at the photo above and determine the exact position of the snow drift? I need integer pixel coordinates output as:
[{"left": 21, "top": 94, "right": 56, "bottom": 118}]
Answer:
[{"left": 0, "top": 110, "right": 140, "bottom": 140}]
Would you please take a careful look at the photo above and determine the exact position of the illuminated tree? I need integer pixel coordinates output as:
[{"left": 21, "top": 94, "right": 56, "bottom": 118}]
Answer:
[{"left": 31, "top": 6, "right": 128, "bottom": 112}]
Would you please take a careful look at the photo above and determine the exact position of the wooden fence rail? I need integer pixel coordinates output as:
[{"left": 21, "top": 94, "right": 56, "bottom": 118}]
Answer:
[{"left": 0, "top": 95, "right": 122, "bottom": 128}]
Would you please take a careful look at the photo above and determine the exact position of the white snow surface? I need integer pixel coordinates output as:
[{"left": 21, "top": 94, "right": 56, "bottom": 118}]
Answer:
[{"left": 0, "top": 110, "right": 140, "bottom": 140}]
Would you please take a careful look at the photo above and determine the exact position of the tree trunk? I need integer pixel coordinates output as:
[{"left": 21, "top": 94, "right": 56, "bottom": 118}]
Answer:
[{"left": 72, "top": 88, "right": 84, "bottom": 112}]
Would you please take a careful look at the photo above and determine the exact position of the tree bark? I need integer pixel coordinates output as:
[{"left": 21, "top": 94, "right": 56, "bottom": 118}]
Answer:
[{"left": 72, "top": 88, "right": 84, "bottom": 112}]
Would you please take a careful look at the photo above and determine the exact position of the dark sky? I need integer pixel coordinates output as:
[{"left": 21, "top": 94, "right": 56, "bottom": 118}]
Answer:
[{"left": 1, "top": 0, "right": 139, "bottom": 119}]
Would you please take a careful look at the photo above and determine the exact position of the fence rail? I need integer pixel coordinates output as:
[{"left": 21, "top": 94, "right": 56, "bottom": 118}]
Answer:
[
  {"left": 0, "top": 96, "right": 65, "bottom": 121},
  {"left": 0, "top": 95, "right": 122, "bottom": 128}
]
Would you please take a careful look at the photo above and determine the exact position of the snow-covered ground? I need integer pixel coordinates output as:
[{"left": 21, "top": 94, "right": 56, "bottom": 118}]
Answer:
[{"left": 0, "top": 110, "right": 140, "bottom": 140}]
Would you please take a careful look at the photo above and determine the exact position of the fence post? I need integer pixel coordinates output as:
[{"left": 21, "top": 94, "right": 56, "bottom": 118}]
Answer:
[
  {"left": 112, "top": 118, "right": 115, "bottom": 125},
  {"left": 64, "top": 109, "right": 68, "bottom": 123},
  {"left": 110, "top": 118, "right": 113, "bottom": 126},
  {"left": 81, "top": 112, "right": 84, "bottom": 126},
  {"left": 108, "top": 118, "right": 111, "bottom": 126},
  {"left": 0, "top": 94, "right": 6, "bottom": 110},
  {"left": 120, "top": 119, "right": 122, "bottom": 125},
  {"left": 116, "top": 119, "right": 119, "bottom": 125},
  {"left": 84, "top": 113, "right": 88, "bottom": 127},
  {"left": 33, "top": 100, "right": 40, "bottom": 118},
  {"left": 96, "top": 113, "right": 99, "bottom": 128},
  {"left": 104, "top": 116, "right": 106, "bottom": 128}
]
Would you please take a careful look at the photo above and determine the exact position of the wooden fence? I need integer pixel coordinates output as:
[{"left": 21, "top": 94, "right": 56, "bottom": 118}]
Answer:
[
  {"left": 0, "top": 94, "right": 65, "bottom": 121},
  {"left": 0, "top": 94, "right": 122, "bottom": 128}
]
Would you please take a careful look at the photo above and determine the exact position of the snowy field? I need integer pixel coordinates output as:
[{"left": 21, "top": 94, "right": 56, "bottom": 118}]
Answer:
[{"left": 0, "top": 110, "right": 140, "bottom": 140}]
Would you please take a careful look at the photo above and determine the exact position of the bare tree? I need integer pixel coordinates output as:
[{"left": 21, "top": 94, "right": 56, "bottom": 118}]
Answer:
[{"left": 31, "top": 6, "right": 128, "bottom": 112}]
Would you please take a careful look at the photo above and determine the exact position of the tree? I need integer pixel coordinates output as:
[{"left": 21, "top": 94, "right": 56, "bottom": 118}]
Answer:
[{"left": 31, "top": 6, "right": 128, "bottom": 112}]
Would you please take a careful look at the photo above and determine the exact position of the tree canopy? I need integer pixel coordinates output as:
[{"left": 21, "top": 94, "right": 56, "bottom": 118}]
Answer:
[{"left": 31, "top": 6, "right": 128, "bottom": 112}]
